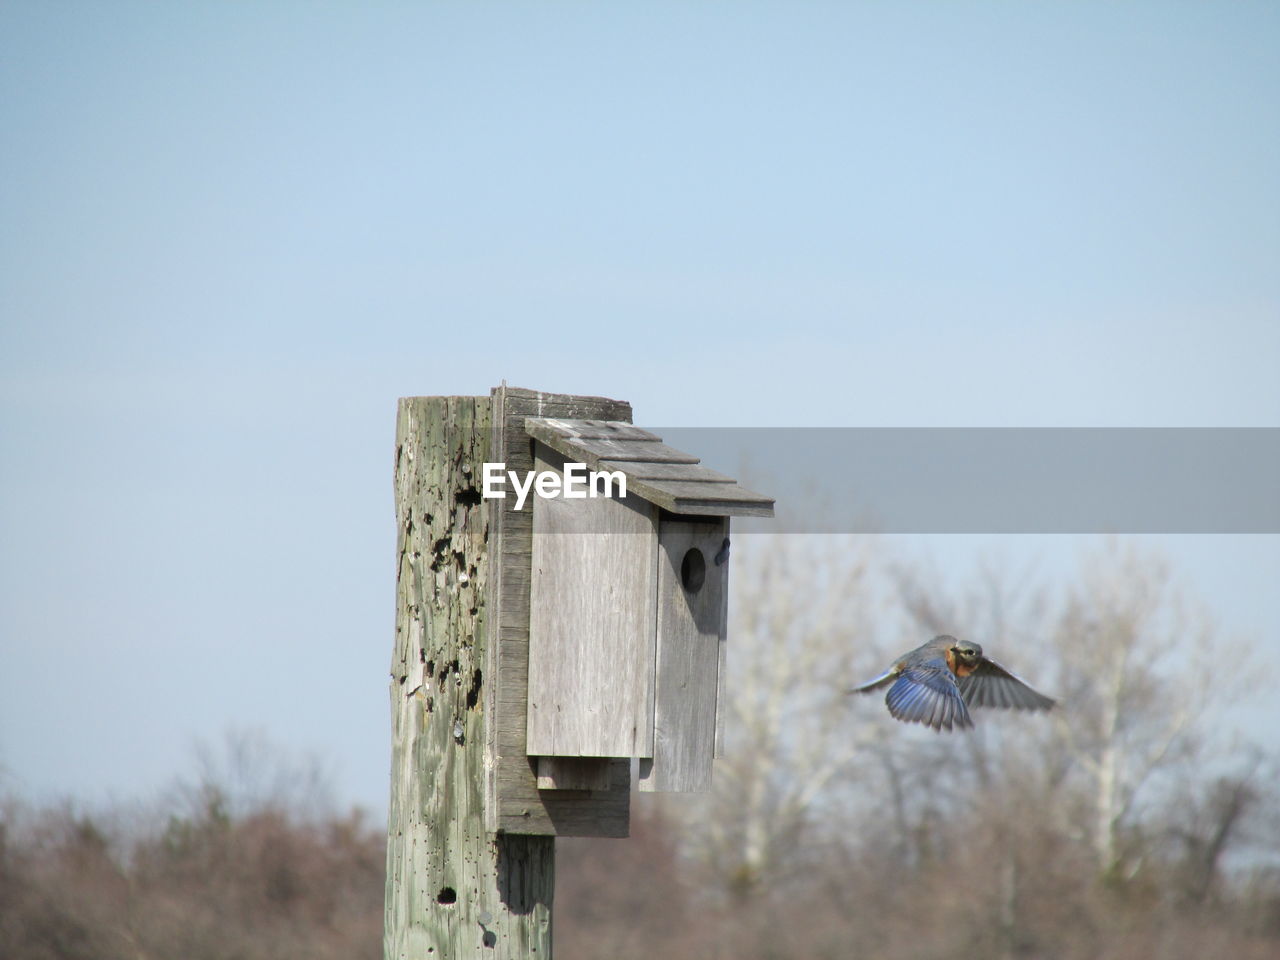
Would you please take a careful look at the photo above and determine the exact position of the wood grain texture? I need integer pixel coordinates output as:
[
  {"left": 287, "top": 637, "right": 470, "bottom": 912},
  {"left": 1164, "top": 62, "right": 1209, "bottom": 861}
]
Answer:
[
  {"left": 594, "top": 459, "right": 737, "bottom": 483},
  {"left": 535, "top": 757, "right": 612, "bottom": 791},
  {"left": 524, "top": 419, "right": 775, "bottom": 517},
  {"left": 527, "top": 444, "right": 658, "bottom": 759},
  {"left": 624, "top": 479, "right": 775, "bottom": 516},
  {"left": 715, "top": 527, "right": 730, "bottom": 759},
  {"left": 639, "top": 517, "right": 729, "bottom": 792},
  {"left": 385, "top": 395, "right": 554, "bottom": 959},
  {"left": 485, "top": 387, "right": 632, "bottom": 837},
  {"left": 525, "top": 427, "right": 699, "bottom": 467},
  {"left": 526, "top": 418, "right": 661, "bottom": 442}
]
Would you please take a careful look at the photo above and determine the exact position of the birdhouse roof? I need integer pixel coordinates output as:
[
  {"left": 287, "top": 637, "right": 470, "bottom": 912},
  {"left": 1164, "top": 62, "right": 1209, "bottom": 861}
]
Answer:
[{"left": 524, "top": 418, "right": 775, "bottom": 518}]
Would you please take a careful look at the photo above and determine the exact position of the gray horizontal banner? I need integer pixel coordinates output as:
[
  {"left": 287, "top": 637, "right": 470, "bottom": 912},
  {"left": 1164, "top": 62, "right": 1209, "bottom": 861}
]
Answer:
[{"left": 651, "top": 428, "right": 1280, "bottom": 534}]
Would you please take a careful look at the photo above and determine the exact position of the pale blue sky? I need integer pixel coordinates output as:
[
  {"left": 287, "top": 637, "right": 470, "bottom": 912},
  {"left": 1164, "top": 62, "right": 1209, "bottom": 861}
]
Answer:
[{"left": 1, "top": 2, "right": 1277, "bottom": 815}]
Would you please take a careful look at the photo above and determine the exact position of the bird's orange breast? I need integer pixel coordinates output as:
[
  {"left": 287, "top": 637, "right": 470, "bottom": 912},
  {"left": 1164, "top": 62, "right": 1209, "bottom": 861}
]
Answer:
[{"left": 944, "top": 649, "right": 976, "bottom": 677}]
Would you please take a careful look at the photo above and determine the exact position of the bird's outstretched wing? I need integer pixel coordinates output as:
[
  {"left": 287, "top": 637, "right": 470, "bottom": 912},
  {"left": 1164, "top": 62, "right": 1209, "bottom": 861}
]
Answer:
[
  {"left": 884, "top": 657, "right": 973, "bottom": 732},
  {"left": 848, "top": 667, "right": 900, "bottom": 694},
  {"left": 958, "top": 657, "right": 1055, "bottom": 712}
]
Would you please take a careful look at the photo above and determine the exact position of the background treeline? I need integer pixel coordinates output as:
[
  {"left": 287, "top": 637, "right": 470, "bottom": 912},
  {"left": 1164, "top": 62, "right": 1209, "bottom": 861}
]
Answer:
[{"left": 3, "top": 538, "right": 1278, "bottom": 959}]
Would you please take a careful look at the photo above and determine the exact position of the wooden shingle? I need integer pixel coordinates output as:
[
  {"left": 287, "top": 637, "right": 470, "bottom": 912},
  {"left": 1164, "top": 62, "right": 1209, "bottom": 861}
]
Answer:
[{"left": 524, "top": 418, "right": 775, "bottom": 518}]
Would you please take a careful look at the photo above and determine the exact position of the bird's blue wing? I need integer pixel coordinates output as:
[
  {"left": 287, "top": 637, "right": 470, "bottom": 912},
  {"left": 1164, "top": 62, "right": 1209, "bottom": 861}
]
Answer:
[
  {"left": 957, "top": 656, "right": 1055, "bottom": 712},
  {"left": 884, "top": 656, "right": 973, "bottom": 732},
  {"left": 848, "top": 667, "right": 900, "bottom": 694}
]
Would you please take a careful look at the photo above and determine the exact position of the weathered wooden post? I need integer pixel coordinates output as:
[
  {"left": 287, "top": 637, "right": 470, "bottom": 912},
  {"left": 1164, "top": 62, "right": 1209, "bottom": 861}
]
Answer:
[
  {"left": 386, "top": 386, "right": 771, "bottom": 958},
  {"left": 386, "top": 393, "right": 550, "bottom": 958}
]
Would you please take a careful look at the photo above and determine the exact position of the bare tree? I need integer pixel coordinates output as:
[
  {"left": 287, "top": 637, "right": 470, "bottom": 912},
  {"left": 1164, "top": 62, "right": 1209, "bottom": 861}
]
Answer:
[
  {"left": 1046, "top": 539, "right": 1235, "bottom": 880},
  {"left": 171, "top": 728, "right": 335, "bottom": 824},
  {"left": 1167, "top": 749, "right": 1274, "bottom": 906}
]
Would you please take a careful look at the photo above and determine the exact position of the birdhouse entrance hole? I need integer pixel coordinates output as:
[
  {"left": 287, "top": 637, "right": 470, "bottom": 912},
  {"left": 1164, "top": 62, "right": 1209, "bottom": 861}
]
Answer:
[{"left": 681, "top": 547, "right": 706, "bottom": 593}]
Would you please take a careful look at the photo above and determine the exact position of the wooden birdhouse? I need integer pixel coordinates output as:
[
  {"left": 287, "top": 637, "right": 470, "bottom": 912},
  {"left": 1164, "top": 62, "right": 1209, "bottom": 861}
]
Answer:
[
  {"left": 389, "top": 386, "right": 774, "bottom": 955},
  {"left": 484, "top": 388, "right": 773, "bottom": 837}
]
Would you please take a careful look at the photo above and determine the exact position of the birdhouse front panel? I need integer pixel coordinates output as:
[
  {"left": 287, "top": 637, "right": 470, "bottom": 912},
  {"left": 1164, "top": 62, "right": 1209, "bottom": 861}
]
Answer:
[{"left": 525, "top": 444, "right": 658, "bottom": 760}]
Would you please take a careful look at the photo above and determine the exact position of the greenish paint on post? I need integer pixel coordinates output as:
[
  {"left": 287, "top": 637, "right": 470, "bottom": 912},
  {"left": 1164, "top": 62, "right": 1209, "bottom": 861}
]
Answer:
[{"left": 385, "top": 395, "right": 554, "bottom": 959}]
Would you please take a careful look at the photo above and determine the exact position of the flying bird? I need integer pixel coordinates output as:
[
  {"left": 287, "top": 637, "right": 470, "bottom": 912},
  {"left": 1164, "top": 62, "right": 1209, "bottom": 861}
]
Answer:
[{"left": 849, "top": 634, "right": 1054, "bottom": 732}]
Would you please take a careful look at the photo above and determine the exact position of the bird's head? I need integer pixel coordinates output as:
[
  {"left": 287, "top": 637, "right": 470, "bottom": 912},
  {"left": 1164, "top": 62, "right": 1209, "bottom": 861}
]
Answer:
[{"left": 949, "top": 639, "right": 983, "bottom": 669}]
